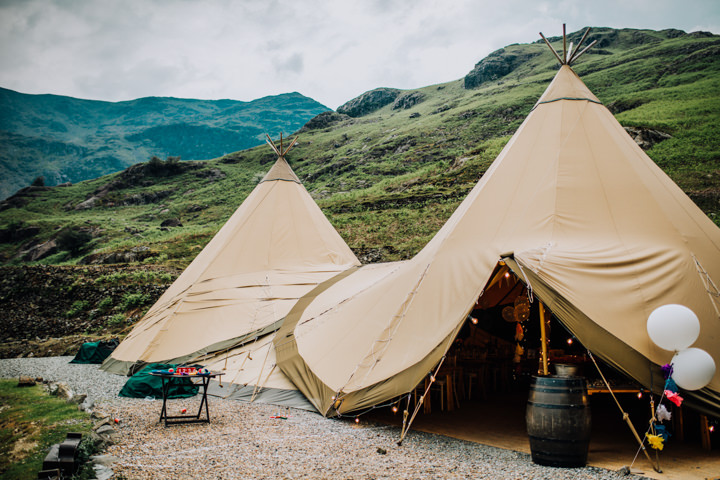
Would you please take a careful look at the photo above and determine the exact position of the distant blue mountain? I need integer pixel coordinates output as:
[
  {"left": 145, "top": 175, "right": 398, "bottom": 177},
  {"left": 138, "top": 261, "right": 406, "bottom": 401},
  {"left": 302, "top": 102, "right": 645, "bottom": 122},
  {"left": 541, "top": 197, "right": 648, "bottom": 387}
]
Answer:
[{"left": 0, "top": 87, "right": 329, "bottom": 199}]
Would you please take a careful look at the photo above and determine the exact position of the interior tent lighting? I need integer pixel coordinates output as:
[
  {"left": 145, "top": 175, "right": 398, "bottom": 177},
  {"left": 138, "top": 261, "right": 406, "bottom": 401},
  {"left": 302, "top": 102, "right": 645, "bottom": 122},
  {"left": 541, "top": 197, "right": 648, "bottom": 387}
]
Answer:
[{"left": 567, "top": 337, "right": 573, "bottom": 345}]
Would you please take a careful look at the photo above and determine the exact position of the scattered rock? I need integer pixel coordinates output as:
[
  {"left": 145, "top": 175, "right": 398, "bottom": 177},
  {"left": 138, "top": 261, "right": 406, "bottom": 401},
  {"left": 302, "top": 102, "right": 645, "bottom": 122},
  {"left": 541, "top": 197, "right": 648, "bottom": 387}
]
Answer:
[
  {"left": 17, "top": 376, "right": 36, "bottom": 387},
  {"left": 376, "top": 447, "right": 387, "bottom": 455},
  {"left": 409, "top": 112, "right": 421, "bottom": 119},
  {"left": 93, "top": 464, "right": 114, "bottom": 480},
  {"left": 160, "top": 218, "right": 183, "bottom": 228},
  {"left": 90, "top": 454, "right": 120, "bottom": 467},
  {"left": 79, "top": 398, "right": 95, "bottom": 412},
  {"left": 95, "top": 425, "right": 116, "bottom": 436},
  {"left": 69, "top": 393, "right": 87, "bottom": 405},
  {"left": 56, "top": 382, "right": 74, "bottom": 401},
  {"left": 196, "top": 168, "right": 226, "bottom": 181},
  {"left": 624, "top": 126, "right": 672, "bottom": 150}
]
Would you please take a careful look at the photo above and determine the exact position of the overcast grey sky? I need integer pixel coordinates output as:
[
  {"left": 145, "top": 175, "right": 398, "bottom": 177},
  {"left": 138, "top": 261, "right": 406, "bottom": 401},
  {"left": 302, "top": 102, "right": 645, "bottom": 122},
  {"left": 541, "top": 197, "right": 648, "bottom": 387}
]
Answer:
[{"left": 1, "top": 0, "right": 718, "bottom": 109}]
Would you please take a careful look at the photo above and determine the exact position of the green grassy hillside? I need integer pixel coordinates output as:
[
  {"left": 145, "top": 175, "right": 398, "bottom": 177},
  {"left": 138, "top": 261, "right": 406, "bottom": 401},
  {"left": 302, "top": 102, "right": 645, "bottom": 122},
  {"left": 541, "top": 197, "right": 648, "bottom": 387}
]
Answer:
[
  {"left": 0, "top": 27, "right": 718, "bottom": 270},
  {"left": 0, "top": 89, "right": 329, "bottom": 199}
]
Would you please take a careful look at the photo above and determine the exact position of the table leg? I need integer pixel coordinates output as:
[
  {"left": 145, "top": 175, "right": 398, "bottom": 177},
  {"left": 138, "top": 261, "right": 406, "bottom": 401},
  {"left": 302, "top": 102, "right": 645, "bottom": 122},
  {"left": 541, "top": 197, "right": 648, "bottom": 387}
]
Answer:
[
  {"left": 203, "top": 377, "right": 211, "bottom": 422},
  {"left": 159, "top": 377, "right": 169, "bottom": 426}
]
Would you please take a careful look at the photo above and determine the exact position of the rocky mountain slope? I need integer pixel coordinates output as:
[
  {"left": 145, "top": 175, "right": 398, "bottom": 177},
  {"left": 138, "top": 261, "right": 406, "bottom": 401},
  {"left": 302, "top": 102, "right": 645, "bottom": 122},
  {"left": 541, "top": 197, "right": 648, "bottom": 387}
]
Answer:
[{"left": 0, "top": 27, "right": 719, "bottom": 351}]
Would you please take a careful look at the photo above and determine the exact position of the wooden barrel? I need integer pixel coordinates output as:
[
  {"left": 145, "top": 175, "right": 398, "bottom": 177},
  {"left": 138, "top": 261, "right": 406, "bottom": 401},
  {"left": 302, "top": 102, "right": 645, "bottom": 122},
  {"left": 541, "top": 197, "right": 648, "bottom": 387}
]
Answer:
[{"left": 526, "top": 375, "right": 591, "bottom": 468}]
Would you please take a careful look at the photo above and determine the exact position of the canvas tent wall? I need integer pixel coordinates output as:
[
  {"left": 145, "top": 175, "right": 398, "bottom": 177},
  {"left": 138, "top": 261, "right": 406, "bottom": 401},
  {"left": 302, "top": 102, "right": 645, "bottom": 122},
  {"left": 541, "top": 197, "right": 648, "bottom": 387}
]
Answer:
[
  {"left": 102, "top": 137, "right": 360, "bottom": 399},
  {"left": 276, "top": 62, "right": 720, "bottom": 417}
]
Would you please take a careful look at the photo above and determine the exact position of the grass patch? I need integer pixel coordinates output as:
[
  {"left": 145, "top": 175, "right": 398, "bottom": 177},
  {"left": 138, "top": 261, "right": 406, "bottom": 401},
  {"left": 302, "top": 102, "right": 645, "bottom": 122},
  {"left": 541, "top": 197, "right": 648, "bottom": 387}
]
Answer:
[{"left": 0, "top": 379, "right": 94, "bottom": 480}]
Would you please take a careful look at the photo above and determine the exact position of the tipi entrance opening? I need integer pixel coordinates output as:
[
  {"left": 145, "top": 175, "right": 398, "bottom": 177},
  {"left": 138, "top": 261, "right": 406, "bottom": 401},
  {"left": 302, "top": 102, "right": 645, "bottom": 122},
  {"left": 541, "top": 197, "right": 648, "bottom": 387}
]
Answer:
[{"left": 367, "top": 262, "right": 717, "bottom": 476}]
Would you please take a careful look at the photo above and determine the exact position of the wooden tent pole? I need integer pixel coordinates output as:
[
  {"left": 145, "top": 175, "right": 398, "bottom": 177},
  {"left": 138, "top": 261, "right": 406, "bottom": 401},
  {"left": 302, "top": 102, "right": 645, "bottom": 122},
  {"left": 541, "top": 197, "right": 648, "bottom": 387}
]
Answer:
[
  {"left": 587, "top": 351, "right": 661, "bottom": 473},
  {"left": 562, "top": 24, "right": 567, "bottom": 65},
  {"left": 568, "top": 27, "right": 591, "bottom": 64},
  {"left": 539, "top": 302, "right": 549, "bottom": 375},
  {"left": 568, "top": 39, "right": 597, "bottom": 64},
  {"left": 539, "top": 32, "right": 565, "bottom": 65}
]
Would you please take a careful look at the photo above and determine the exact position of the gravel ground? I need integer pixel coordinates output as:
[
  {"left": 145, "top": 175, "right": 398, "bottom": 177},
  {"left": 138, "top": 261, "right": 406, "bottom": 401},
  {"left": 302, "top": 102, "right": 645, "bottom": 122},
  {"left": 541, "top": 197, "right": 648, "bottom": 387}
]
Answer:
[{"left": 0, "top": 357, "right": 647, "bottom": 479}]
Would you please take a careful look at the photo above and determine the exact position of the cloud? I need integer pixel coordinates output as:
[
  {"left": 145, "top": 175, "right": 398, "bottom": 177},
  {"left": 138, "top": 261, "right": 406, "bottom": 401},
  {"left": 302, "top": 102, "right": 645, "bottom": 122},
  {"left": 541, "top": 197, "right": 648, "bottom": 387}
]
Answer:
[
  {"left": 274, "top": 53, "right": 304, "bottom": 75},
  {"left": 0, "top": 0, "right": 718, "bottom": 109}
]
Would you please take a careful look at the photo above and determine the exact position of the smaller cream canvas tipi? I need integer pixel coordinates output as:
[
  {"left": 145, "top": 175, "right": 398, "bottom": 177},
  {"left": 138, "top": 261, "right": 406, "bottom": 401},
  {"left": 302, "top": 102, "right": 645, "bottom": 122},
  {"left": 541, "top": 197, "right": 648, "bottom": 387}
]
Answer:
[{"left": 102, "top": 134, "right": 360, "bottom": 377}]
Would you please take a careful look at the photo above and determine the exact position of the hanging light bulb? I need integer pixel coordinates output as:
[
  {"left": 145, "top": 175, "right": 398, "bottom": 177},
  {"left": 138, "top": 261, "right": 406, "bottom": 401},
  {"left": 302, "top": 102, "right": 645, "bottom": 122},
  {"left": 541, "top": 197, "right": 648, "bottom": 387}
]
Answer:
[
  {"left": 355, "top": 417, "right": 360, "bottom": 424},
  {"left": 504, "top": 272, "right": 511, "bottom": 278},
  {"left": 710, "top": 425, "right": 715, "bottom": 433},
  {"left": 471, "top": 317, "right": 478, "bottom": 324},
  {"left": 430, "top": 375, "right": 436, "bottom": 382},
  {"left": 567, "top": 338, "right": 573, "bottom": 345},
  {"left": 637, "top": 391, "right": 643, "bottom": 399},
  {"left": 392, "top": 406, "right": 398, "bottom": 413}
]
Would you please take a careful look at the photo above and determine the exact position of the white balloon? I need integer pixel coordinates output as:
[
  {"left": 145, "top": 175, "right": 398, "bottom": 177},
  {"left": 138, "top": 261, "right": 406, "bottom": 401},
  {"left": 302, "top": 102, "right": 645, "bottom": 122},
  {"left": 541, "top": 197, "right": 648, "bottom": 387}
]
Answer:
[
  {"left": 647, "top": 304, "right": 700, "bottom": 351},
  {"left": 671, "top": 348, "right": 716, "bottom": 391}
]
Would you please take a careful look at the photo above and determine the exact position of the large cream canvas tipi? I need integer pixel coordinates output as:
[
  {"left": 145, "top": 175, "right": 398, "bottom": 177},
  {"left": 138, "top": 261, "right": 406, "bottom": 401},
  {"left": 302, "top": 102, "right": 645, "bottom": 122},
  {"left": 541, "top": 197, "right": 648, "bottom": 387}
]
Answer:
[
  {"left": 276, "top": 42, "right": 720, "bottom": 417},
  {"left": 102, "top": 136, "right": 360, "bottom": 390}
]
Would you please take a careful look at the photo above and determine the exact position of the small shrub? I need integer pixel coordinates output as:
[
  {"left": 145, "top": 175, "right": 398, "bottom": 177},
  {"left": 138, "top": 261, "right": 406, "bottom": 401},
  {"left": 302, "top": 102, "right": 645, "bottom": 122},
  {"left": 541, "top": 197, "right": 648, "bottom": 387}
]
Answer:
[
  {"left": 108, "top": 313, "right": 126, "bottom": 326},
  {"left": 130, "top": 270, "right": 154, "bottom": 282},
  {"left": 97, "top": 272, "right": 128, "bottom": 284},
  {"left": 97, "top": 297, "right": 113, "bottom": 312},
  {"left": 118, "top": 292, "right": 150, "bottom": 311},
  {"left": 56, "top": 227, "right": 93, "bottom": 255},
  {"left": 31, "top": 176, "right": 45, "bottom": 187},
  {"left": 66, "top": 300, "right": 89, "bottom": 318}
]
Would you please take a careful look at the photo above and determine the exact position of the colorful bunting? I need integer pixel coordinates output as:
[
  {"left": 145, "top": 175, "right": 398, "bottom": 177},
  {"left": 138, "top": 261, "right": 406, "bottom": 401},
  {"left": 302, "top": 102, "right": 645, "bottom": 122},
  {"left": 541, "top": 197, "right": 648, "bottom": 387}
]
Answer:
[
  {"left": 665, "top": 390, "right": 683, "bottom": 407},
  {"left": 646, "top": 433, "right": 665, "bottom": 450},
  {"left": 656, "top": 404, "right": 672, "bottom": 422}
]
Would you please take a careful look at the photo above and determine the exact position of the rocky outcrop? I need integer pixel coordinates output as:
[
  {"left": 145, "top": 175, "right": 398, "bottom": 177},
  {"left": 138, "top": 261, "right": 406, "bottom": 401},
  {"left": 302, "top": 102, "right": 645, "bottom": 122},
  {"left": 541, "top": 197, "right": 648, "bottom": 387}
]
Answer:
[
  {"left": 20, "top": 239, "right": 57, "bottom": 261},
  {"left": 79, "top": 246, "right": 152, "bottom": 265},
  {"left": 0, "top": 226, "right": 40, "bottom": 243},
  {"left": 464, "top": 48, "right": 542, "bottom": 89},
  {"left": 337, "top": 88, "right": 401, "bottom": 117},
  {"left": 607, "top": 99, "right": 645, "bottom": 114},
  {"left": 298, "top": 111, "right": 351, "bottom": 132},
  {"left": 623, "top": 126, "right": 672, "bottom": 150},
  {"left": 392, "top": 92, "right": 425, "bottom": 110}
]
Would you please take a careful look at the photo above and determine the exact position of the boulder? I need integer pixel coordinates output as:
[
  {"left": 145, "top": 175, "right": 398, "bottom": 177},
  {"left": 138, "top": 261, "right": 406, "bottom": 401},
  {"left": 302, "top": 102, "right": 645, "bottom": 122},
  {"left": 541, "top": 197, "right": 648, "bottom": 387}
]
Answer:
[
  {"left": 299, "top": 111, "right": 351, "bottom": 132},
  {"left": 75, "top": 196, "right": 101, "bottom": 210},
  {"left": 337, "top": 88, "right": 401, "bottom": 117}
]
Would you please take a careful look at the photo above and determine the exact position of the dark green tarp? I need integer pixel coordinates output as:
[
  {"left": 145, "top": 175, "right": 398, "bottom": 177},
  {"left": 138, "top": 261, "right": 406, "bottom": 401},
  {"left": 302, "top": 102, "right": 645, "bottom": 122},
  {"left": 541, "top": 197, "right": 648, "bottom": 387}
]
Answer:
[
  {"left": 70, "top": 339, "right": 119, "bottom": 364},
  {"left": 119, "top": 363, "right": 199, "bottom": 399}
]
